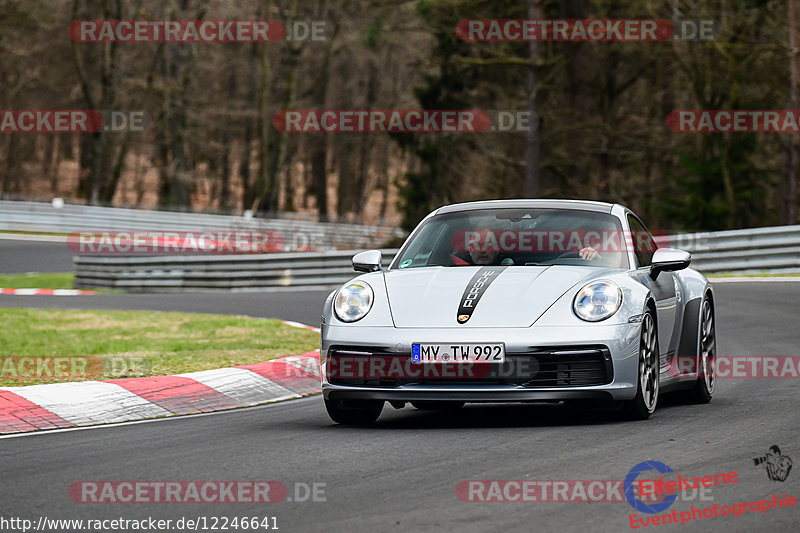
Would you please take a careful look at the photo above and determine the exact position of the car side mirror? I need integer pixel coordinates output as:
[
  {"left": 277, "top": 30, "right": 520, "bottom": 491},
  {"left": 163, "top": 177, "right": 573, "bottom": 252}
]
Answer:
[
  {"left": 352, "top": 250, "right": 382, "bottom": 273},
  {"left": 649, "top": 248, "right": 691, "bottom": 280}
]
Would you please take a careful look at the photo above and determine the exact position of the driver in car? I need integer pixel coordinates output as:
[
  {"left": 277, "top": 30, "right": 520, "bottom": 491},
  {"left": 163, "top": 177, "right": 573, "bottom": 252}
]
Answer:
[
  {"left": 468, "top": 247, "right": 499, "bottom": 265},
  {"left": 450, "top": 247, "right": 499, "bottom": 265},
  {"left": 451, "top": 230, "right": 600, "bottom": 265}
]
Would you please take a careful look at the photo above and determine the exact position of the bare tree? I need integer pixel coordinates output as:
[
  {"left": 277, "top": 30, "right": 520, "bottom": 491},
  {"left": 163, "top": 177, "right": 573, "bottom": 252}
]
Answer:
[
  {"left": 525, "top": 0, "right": 542, "bottom": 198},
  {"left": 787, "top": 0, "right": 800, "bottom": 224}
]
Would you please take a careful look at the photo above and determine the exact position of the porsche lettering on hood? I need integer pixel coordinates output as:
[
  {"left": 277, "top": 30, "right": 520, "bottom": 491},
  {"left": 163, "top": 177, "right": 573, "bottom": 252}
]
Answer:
[
  {"left": 384, "top": 265, "right": 609, "bottom": 328},
  {"left": 456, "top": 266, "right": 507, "bottom": 323}
]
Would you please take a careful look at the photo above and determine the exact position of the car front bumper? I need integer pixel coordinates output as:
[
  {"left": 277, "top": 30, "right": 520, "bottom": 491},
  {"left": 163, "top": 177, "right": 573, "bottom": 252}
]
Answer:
[{"left": 320, "top": 323, "right": 642, "bottom": 403}]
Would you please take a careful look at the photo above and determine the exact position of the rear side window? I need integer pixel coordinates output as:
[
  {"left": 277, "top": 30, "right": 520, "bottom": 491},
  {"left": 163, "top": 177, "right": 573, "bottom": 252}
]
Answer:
[{"left": 627, "top": 214, "right": 657, "bottom": 267}]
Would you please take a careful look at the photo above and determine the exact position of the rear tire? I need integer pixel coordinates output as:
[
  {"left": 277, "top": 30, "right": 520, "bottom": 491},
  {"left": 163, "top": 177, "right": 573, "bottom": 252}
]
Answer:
[
  {"left": 622, "top": 309, "right": 659, "bottom": 420},
  {"left": 680, "top": 297, "right": 715, "bottom": 404},
  {"left": 411, "top": 401, "right": 465, "bottom": 410},
  {"left": 324, "top": 398, "right": 383, "bottom": 425}
]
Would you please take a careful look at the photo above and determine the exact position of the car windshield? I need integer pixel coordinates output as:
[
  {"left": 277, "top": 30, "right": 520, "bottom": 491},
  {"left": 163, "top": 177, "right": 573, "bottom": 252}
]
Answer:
[{"left": 392, "top": 208, "right": 630, "bottom": 269}]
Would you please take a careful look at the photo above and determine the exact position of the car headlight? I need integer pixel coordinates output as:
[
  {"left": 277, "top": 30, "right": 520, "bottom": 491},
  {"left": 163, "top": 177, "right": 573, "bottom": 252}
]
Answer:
[
  {"left": 333, "top": 281, "right": 374, "bottom": 322},
  {"left": 573, "top": 281, "right": 622, "bottom": 322}
]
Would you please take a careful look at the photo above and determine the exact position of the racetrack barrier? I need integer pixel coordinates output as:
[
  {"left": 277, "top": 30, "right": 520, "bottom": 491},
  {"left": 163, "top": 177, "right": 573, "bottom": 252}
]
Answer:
[
  {"left": 70, "top": 223, "right": 800, "bottom": 292},
  {"left": 0, "top": 200, "right": 404, "bottom": 252},
  {"left": 658, "top": 225, "right": 800, "bottom": 273},
  {"left": 73, "top": 250, "right": 399, "bottom": 292}
]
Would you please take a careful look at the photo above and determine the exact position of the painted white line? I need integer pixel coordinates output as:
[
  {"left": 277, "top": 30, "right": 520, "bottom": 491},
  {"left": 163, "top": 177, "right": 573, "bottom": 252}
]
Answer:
[
  {"left": 176, "top": 368, "right": 298, "bottom": 405},
  {"left": 0, "top": 233, "right": 68, "bottom": 242},
  {"left": 9, "top": 288, "right": 40, "bottom": 295},
  {"left": 0, "top": 394, "right": 320, "bottom": 440},
  {"left": 710, "top": 277, "right": 800, "bottom": 283},
  {"left": 0, "top": 288, "right": 96, "bottom": 295},
  {"left": 281, "top": 320, "right": 321, "bottom": 333},
  {"left": 230, "top": 285, "right": 338, "bottom": 293},
  {"left": 3, "top": 381, "right": 171, "bottom": 425}
]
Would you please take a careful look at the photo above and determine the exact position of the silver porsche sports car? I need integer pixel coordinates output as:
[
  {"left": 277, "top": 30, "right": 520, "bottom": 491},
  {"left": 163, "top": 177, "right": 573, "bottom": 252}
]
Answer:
[{"left": 320, "top": 199, "right": 716, "bottom": 424}]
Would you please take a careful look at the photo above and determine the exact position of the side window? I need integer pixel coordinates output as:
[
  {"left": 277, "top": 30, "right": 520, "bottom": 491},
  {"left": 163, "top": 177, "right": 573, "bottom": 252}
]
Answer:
[
  {"left": 627, "top": 214, "right": 657, "bottom": 267},
  {"left": 393, "top": 220, "right": 449, "bottom": 267}
]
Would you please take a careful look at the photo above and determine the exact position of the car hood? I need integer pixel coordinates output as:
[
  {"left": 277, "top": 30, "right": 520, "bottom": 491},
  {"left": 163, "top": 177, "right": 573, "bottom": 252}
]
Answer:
[{"left": 384, "top": 265, "right": 613, "bottom": 328}]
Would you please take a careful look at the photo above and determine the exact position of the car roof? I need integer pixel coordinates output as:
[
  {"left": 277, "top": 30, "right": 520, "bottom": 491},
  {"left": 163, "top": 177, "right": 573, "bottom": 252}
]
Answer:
[{"left": 434, "top": 199, "right": 615, "bottom": 215}]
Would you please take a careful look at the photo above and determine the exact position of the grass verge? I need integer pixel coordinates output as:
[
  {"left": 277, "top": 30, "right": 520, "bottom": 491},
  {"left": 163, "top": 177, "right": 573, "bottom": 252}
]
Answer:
[
  {"left": 0, "top": 272, "right": 76, "bottom": 289},
  {"left": 0, "top": 308, "right": 319, "bottom": 386}
]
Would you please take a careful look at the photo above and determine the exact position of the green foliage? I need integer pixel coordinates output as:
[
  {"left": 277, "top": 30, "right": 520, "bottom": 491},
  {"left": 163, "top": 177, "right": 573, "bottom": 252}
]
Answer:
[
  {"left": 395, "top": 0, "right": 792, "bottom": 231},
  {"left": 0, "top": 273, "right": 75, "bottom": 290},
  {"left": 364, "top": 14, "right": 386, "bottom": 48}
]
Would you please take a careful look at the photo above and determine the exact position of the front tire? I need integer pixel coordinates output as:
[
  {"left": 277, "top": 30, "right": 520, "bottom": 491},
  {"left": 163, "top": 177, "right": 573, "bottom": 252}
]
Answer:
[
  {"left": 681, "top": 296, "right": 716, "bottom": 404},
  {"left": 324, "top": 398, "right": 383, "bottom": 425},
  {"left": 623, "top": 309, "right": 659, "bottom": 420}
]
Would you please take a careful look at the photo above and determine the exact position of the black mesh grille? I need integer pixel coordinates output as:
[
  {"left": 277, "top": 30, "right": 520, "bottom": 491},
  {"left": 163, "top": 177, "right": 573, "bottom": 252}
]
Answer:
[{"left": 327, "top": 345, "right": 612, "bottom": 387}]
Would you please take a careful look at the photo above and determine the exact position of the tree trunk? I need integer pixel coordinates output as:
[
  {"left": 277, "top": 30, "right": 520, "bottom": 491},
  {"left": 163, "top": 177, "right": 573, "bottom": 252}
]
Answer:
[
  {"left": 787, "top": 0, "right": 800, "bottom": 224},
  {"left": 356, "top": 58, "right": 379, "bottom": 222},
  {"left": 252, "top": 31, "right": 272, "bottom": 214},
  {"left": 252, "top": 33, "right": 301, "bottom": 214},
  {"left": 240, "top": 121, "right": 254, "bottom": 210},
  {"left": 525, "top": 0, "right": 542, "bottom": 198},
  {"left": 2, "top": 133, "right": 18, "bottom": 195},
  {"left": 310, "top": 0, "right": 333, "bottom": 220},
  {"left": 48, "top": 135, "right": 62, "bottom": 194},
  {"left": 70, "top": 0, "right": 122, "bottom": 205}
]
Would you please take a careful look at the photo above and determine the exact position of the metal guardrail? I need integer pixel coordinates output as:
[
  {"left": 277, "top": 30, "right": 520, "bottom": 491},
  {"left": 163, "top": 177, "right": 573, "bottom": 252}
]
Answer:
[
  {"left": 71, "top": 224, "right": 800, "bottom": 292},
  {"left": 0, "top": 200, "right": 405, "bottom": 251},
  {"left": 660, "top": 225, "right": 800, "bottom": 273},
  {"left": 74, "top": 250, "right": 399, "bottom": 292}
]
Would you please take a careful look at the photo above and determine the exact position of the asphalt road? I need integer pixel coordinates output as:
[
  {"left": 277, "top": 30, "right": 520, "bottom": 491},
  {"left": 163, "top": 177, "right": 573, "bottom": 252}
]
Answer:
[
  {"left": 0, "top": 290, "right": 332, "bottom": 324},
  {"left": 0, "top": 238, "right": 74, "bottom": 273},
  {"left": 1, "top": 282, "right": 799, "bottom": 532}
]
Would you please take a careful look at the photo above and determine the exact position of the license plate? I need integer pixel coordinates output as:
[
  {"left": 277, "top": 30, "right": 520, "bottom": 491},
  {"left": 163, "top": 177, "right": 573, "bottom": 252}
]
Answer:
[{"left": 411, "top": 343, "right": 505, "bottom": 363}]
